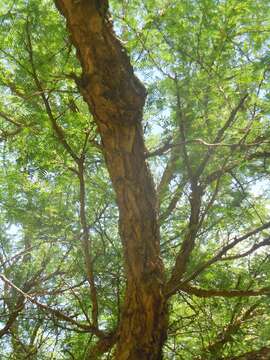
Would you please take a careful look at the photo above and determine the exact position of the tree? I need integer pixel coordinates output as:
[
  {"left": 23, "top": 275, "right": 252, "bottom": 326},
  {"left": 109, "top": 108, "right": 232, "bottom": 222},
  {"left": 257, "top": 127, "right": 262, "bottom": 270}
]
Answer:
[{"left": 0, "top": 0, "right": 270, "bottom": 359}]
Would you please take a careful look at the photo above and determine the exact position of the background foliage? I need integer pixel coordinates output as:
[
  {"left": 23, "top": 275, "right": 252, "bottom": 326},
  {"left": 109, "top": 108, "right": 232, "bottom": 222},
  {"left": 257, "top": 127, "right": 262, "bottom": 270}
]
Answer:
[{"left": 0, "top": 0, "right": 270, "bottom": 358}]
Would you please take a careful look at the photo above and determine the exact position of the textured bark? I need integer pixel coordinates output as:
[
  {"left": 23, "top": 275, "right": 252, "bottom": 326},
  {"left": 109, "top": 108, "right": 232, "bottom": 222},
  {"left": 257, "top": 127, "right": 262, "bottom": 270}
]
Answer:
[{"left": 54, "top": 1, "right": 168, "bottom": 359}]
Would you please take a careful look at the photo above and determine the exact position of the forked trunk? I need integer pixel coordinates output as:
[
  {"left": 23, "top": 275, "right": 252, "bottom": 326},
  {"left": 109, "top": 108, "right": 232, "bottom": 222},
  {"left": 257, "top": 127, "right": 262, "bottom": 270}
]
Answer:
[{"left": 54, "top": 1, "right": 168, "bottom": 358}]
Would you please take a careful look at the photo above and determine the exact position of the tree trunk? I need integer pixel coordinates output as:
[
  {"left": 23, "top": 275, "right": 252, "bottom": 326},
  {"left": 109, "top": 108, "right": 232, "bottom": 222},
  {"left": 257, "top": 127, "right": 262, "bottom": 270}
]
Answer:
[{"left": 54, "top": 1, "right": 168, "bottom": 358}]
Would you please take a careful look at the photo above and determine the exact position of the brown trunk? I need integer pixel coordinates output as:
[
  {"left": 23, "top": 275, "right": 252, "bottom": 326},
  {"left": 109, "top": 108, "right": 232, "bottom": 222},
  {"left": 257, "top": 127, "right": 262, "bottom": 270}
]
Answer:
[{"left": 54, "top": 1, "right": 168, "bottom": 358}]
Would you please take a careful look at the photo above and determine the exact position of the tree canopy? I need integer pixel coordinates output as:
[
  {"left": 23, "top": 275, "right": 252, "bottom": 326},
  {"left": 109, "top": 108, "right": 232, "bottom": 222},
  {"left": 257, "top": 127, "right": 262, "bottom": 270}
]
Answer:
[{"left": 0, "top": 0, "right": 270, "bottom": 359}]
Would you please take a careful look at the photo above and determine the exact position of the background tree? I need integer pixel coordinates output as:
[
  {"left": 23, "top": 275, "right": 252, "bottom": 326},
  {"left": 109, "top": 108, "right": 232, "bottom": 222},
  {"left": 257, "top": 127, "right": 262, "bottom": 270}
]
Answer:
[{"left": 0, "top": 0, "right": 270, "bottom": 359}]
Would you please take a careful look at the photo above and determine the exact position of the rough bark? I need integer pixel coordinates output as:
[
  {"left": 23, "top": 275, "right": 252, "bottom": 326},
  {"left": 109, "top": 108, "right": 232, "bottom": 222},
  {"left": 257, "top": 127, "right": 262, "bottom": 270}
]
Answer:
[{"left": 54, "top": 1, "right": 168, "bottom": 359}]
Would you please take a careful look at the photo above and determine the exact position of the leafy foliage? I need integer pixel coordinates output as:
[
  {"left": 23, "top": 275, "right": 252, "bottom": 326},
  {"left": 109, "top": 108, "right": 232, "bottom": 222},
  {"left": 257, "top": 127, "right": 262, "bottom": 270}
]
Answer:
[{"left": 0, "top": 0, "right": 270, "bottom": 358}]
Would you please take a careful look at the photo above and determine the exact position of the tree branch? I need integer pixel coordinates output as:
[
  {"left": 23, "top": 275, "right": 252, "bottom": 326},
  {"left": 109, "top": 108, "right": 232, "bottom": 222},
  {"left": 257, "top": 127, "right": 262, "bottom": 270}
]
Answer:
[
  {"left": 195, "top": 93, "right": 249, "bottom": 178},
  {"left": 77, "top": 159, "right": 99, "bottom": 328},
  {"left": 182, "top": 221, "right": 270, "bottom": 284},
  {"left": 25, "top": 18, "right": 79, "bottom": 163},
  {"left": 166, "top": 183, "right": 203, "bottom": 296},
  {"left": 0, "top": 273, "right": 103, "bottom": 337},
  {"left": 180, "top": 284, "right": 270, "bottom": 298},
  {"left": 221, "top": 347, "right": 270, "bottom": 360}
]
